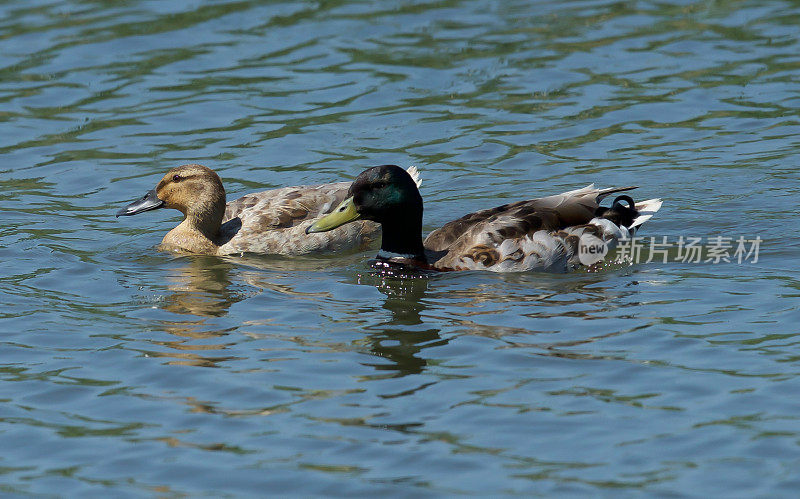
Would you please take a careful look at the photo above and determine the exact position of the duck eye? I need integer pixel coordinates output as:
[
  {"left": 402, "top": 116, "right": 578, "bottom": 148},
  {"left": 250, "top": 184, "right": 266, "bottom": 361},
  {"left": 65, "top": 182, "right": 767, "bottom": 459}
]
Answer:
[{"left": 172, "top": 174, "right": 182, "bottom": 182}]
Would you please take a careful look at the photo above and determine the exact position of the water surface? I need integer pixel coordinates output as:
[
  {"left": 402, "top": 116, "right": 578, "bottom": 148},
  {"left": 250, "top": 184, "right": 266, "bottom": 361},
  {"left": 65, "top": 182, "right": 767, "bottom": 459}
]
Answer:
[{"left": 2, "top": 0, "right": 800, "bottom": 496}]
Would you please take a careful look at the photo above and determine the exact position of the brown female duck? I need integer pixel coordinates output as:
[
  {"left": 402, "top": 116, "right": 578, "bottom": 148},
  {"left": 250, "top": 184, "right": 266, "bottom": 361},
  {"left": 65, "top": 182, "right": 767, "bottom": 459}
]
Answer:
[
  {"left": 306, "top": 165, "right": 662, "bottom": 272},
  {"left": 117, "top": 163, "right": 421, "bottom": 255}
]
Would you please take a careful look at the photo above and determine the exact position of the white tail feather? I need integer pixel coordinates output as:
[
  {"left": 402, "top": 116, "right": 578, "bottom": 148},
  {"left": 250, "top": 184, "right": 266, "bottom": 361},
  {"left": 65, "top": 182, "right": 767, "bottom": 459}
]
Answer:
[
  {"left": 631, "top": 198, "right": 662, "bottom": 229},
  {"left": 406, "top": 166, "right": 422, "bottom": 188}
]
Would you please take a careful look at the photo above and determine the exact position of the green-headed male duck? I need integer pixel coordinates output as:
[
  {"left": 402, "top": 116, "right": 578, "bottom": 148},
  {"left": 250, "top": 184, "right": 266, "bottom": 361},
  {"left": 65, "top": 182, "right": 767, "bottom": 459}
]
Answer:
[
  {"left": 117, "top": 163, "right": 421, "bottom": 255},
  {"left": 306, "top": 165, "right": 662, "bottom": 272}
]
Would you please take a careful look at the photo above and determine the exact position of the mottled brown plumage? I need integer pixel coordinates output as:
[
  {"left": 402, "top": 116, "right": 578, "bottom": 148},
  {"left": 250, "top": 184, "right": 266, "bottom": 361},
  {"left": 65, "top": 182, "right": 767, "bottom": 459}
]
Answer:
[
  {"left": 424, "top": 184, "right": 643, "bottom": 270},
  {"left": 117, "top": 164, "right": 381, "bottom": 255}
]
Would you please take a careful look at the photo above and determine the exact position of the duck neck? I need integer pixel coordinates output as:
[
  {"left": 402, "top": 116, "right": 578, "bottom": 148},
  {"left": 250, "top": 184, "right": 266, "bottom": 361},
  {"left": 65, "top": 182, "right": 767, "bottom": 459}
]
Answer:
[
  {"left": 186, "top": 201, "right": 224, "bottom": 242},
  {"left": 163, "top": 195, "right": 225, "bottom": 253},
  {"left": 378, "top": 210, "right": 426, "bottom": 262}
]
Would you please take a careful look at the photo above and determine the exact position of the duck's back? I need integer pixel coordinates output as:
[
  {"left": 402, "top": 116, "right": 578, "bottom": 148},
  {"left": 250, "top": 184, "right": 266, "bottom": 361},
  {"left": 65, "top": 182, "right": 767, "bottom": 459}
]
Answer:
[
  {"left": 424, "top": 185, "right": 644, "bottom": 271},
  {"left": 217, "top": 182, "right": 379, "bottom": 255}
]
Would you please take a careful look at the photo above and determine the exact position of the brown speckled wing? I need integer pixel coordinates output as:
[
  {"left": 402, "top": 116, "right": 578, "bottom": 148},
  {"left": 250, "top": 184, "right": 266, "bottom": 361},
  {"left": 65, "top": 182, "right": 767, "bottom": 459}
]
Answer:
[
  {"left": 216, "top": 182, "right": 380, "bottom": 255},
  {"left": 425, "top": 185, "right": 636, "bottom": 269}
]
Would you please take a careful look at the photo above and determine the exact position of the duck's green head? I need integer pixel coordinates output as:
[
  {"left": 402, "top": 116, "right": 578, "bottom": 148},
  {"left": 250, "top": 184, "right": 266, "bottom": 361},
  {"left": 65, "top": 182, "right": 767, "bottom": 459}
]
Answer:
[{"left": 306, "top": 165, "right": 422, "bottom": 233}]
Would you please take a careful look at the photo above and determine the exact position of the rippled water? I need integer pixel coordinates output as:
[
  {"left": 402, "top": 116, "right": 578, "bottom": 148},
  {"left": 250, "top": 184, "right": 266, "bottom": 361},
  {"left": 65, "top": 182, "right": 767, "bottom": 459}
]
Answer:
[{"left": 2, "top": 0, "right": 800, "bottom": 495}]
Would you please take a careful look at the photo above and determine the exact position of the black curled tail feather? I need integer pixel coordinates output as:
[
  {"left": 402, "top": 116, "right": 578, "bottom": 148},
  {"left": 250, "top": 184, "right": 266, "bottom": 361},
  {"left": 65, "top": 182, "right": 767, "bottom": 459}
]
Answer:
[{"left": 595, "top": 195, "right": 639, "bottom": 229}]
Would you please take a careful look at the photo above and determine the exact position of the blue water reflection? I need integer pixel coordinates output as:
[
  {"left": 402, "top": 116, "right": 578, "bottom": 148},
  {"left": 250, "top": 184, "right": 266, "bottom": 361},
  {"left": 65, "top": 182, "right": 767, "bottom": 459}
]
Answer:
[{"left": 2, "top": 0, "right": 800, "bottom": 495}]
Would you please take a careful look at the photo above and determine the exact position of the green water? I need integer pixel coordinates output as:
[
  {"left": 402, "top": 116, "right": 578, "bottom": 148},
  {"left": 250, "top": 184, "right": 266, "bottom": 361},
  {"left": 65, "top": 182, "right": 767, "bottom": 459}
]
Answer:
[{"left": 2, "top": 0, "right": 800, "bottom": 495}]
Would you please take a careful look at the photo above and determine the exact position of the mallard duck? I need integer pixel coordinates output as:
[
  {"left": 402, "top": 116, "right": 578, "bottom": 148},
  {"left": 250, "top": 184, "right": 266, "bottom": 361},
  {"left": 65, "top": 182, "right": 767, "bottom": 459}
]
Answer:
[
  {"left": 306, "top": 165, "right": 662, "bottom": 272},
  {"left": 116, "top": 163, "right": 421, "bottom": 255}
]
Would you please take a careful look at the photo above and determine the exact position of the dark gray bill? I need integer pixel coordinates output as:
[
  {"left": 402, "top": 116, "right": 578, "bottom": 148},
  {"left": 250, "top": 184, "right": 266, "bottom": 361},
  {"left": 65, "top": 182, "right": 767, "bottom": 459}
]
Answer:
[{"left": 116, "top": 189, "right": 164, "bottom": 217}]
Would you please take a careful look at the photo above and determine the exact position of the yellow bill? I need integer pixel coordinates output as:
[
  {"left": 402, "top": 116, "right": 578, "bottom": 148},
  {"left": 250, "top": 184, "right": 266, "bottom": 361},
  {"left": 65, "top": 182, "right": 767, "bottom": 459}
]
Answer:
[{"left": 306, "top": 196, "right": 360, "bottom": 233}]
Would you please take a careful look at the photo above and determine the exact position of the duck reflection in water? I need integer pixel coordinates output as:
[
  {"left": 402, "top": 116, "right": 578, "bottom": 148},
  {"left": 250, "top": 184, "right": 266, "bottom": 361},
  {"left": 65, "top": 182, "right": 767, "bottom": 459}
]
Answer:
[
  {"left": 162, "top": 255, "right": 244, "bottom": 317},
  {"left": 145, "top": 256, "right": 245, "bottom": 368},
  {"left": 352, "top": 262, "right": 447, "bottom": 379},
  {"left": 352, "top": 259, "right": 653, "bottom": 370}
]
